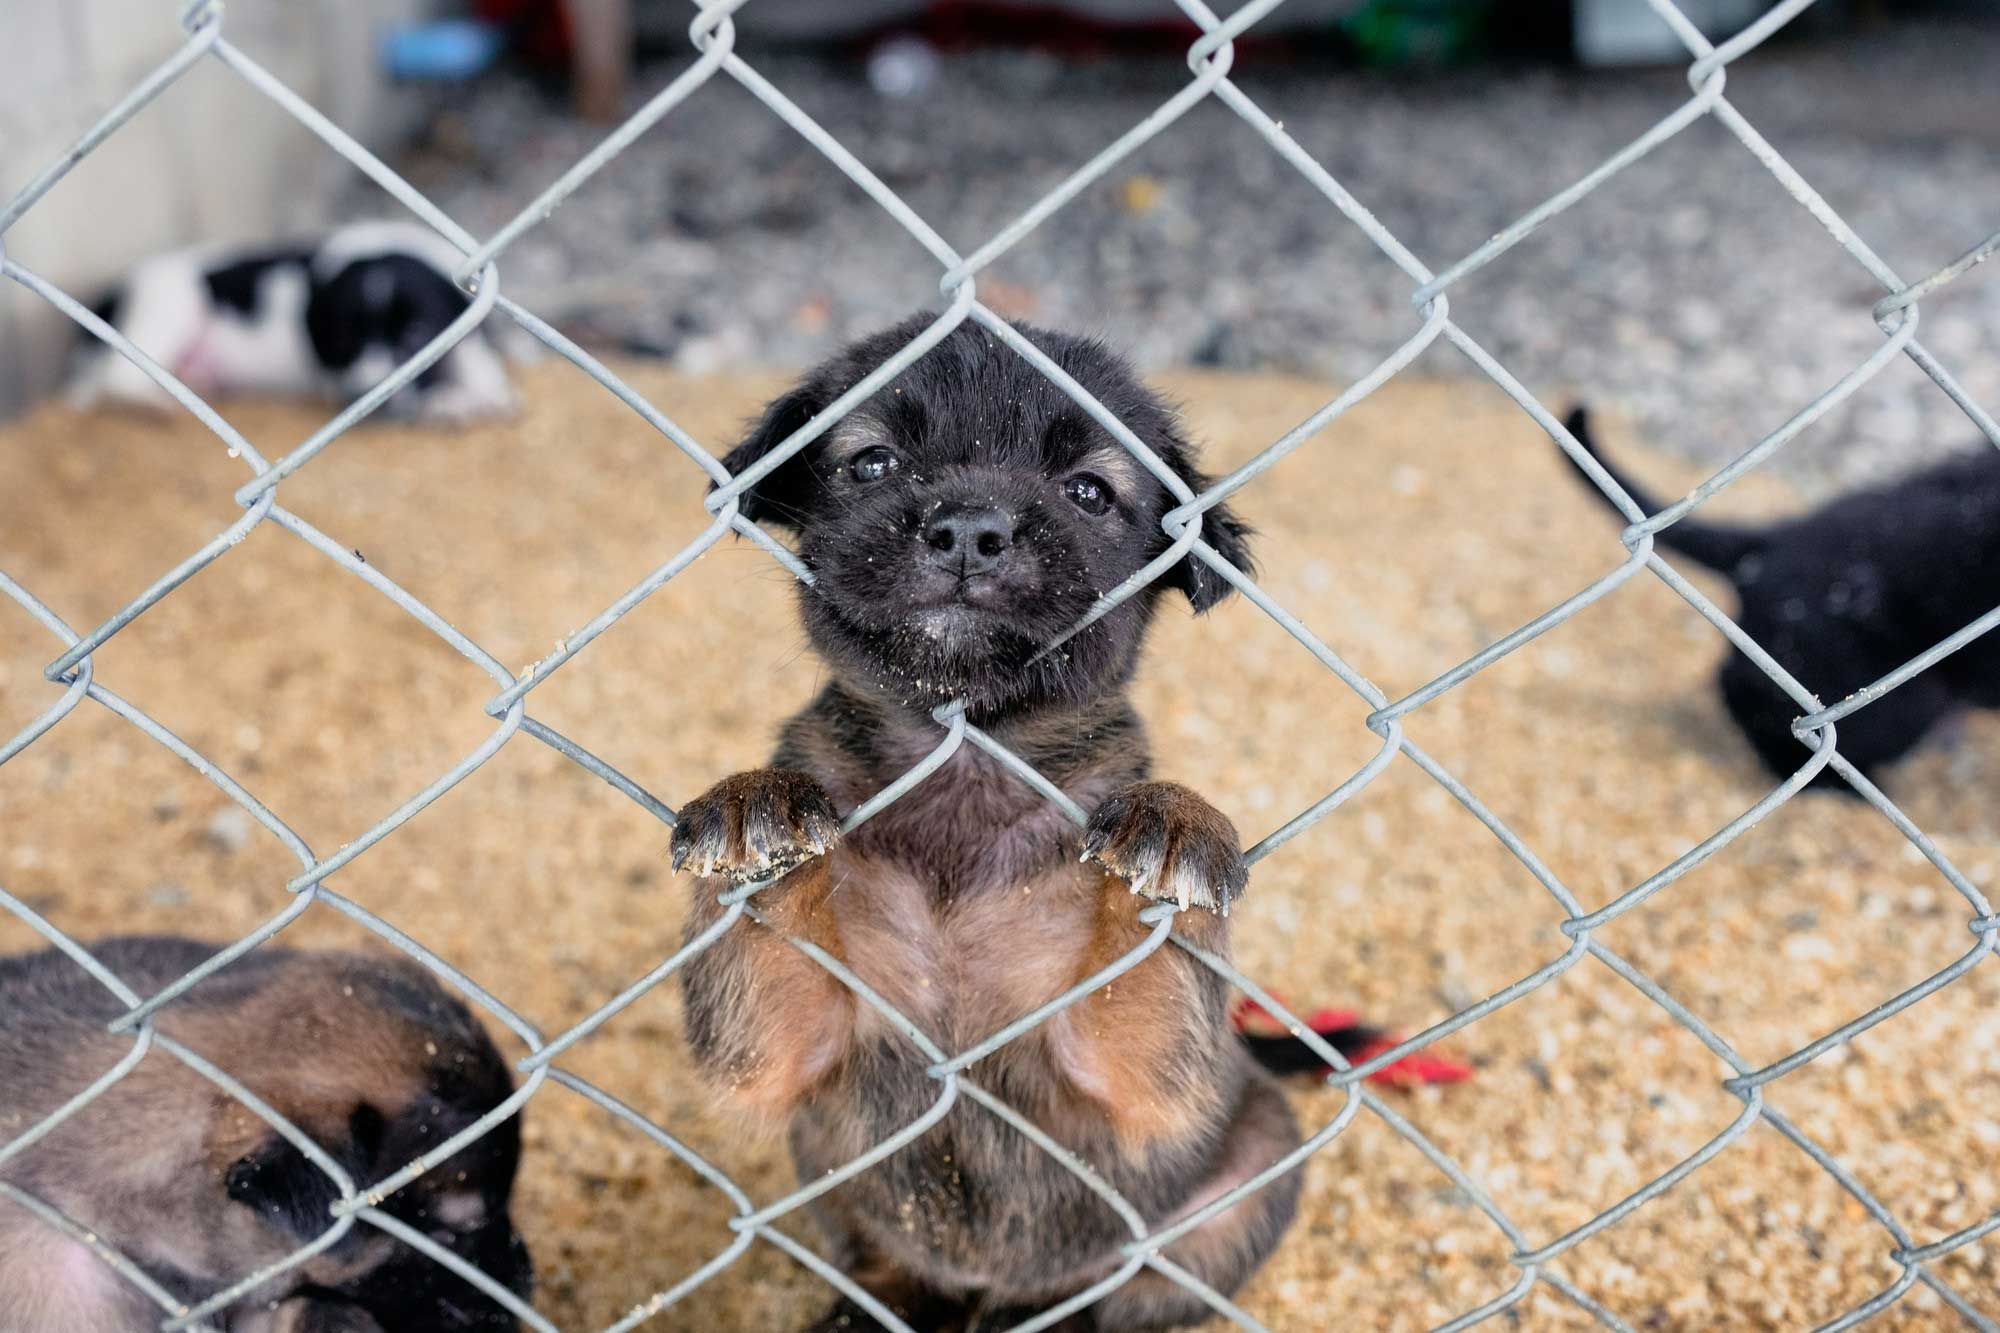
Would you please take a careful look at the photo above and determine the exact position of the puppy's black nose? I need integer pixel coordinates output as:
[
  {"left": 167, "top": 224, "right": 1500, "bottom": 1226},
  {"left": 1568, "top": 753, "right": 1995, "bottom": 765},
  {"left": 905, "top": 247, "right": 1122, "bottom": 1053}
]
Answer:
[{"left": 924, "top": 505, "right": 1012, "bottom": 576}]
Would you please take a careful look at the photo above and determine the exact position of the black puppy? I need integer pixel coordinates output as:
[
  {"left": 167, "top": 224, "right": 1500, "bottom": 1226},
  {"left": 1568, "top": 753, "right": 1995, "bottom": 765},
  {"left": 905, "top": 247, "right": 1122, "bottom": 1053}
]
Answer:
[
  {"left": 673, "top": 317, "right": 1303, "bottom": 1330},
  {"left": 1563, "top": 406, "right": 2000, "bottom": 789},
  {"left": 0, "top": 936, "right": 531, "bottom": 1332}
]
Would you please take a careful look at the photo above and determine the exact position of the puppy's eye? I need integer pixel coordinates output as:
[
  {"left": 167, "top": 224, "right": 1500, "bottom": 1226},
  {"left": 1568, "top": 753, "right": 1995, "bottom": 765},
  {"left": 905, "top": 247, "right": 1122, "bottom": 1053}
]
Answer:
[
  {"left": 849, "top": 448, "right": 901, "bottom": 484},
  {"left": 1063, "top": 474, "right": 1113, "bottom": 516}
]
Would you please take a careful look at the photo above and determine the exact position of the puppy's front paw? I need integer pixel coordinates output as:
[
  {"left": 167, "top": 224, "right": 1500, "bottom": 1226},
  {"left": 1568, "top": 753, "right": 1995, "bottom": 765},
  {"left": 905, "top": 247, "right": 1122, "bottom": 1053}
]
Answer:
[
  {"left": 1082, "top": 781, "right": 1248, "bottom": 914},
  {"left": 671, "top": 769, "right": 841, "bottom": 883}
]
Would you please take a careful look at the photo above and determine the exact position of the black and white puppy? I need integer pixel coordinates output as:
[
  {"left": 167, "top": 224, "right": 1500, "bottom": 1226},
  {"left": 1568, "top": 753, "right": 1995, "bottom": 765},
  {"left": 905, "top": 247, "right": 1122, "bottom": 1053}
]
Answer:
[
  {"left": 0, "top": 935, "right": 531, "bottom": 1332},
  {"left": 70, "top": 221, "right": 519, "bottom": 425},
  {"left": 1563, "top": 406, "right": 2000, "bottom": 789}
]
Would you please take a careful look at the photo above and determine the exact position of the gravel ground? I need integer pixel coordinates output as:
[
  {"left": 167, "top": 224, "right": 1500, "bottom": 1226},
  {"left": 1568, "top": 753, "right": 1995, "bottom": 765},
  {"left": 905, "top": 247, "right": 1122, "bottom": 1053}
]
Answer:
[
  {"left": 363, "top": 12, "right": 2000, "bottom": 496},
  {"left": 5, "top": 367, "right": 1998, "bottom": 1330}
]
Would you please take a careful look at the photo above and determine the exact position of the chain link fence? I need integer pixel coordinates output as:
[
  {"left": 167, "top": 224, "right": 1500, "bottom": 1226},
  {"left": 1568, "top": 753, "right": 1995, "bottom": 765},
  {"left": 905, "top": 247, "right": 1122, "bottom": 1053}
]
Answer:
[{"left": 4, "top": 0, "right": 1999, "bottom": 1328}]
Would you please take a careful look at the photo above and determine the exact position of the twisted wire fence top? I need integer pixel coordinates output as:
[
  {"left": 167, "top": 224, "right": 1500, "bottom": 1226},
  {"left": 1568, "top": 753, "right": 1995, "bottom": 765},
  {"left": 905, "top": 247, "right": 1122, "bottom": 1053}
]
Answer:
[{"left": 3, "top": 1, "right": 1999, "bottom": 1330}]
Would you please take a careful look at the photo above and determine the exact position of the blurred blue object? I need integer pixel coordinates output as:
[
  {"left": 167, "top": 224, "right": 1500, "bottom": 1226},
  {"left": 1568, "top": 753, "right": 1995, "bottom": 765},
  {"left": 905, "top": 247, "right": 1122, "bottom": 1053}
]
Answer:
[
  {"left": 385, "top": 19, "right": 507, "bottom": 81},
  {"left": 1573, "top": 0, "right": 1766, "bottom": 65}
]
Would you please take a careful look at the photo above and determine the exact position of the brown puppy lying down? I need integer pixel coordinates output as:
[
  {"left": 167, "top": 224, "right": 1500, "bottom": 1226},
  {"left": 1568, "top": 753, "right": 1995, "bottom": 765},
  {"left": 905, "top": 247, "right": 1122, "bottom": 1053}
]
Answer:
[
  {"left": 0, "top": 936, "right": 530, "bottom": 1332},
  {"left": 674, "top": 317, "right": 1301, "bottom": 1331}
]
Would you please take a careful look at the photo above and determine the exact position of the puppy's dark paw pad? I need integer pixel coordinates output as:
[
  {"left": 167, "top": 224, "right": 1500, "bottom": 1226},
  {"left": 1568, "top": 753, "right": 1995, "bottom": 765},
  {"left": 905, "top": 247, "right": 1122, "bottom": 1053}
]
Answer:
[
  {"left": 671, "top": 770, "right": 840, "bottom": 883},
  {"left": 1082, "top": 781, "right": 1248, "bottom": 914}
]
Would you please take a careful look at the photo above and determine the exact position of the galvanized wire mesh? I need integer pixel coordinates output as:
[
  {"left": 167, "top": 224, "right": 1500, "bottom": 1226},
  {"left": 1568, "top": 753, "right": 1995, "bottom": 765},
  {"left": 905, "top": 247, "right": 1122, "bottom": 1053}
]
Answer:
[{"left": 4, "top": 0, "right": 2000, "bottom": 1328}]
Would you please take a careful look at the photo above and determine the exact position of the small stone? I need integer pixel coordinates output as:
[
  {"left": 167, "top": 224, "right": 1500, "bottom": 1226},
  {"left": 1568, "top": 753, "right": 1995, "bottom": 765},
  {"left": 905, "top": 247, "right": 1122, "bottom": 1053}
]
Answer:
[{"left": 203, "top": 807, "right": 255, "bottom": 854}]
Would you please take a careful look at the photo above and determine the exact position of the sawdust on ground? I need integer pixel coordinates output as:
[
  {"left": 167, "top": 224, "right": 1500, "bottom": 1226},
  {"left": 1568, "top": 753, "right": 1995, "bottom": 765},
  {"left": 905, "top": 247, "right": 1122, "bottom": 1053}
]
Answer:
[{"left": 2, "top": 362, "right": 1996, "bottom": 1331}]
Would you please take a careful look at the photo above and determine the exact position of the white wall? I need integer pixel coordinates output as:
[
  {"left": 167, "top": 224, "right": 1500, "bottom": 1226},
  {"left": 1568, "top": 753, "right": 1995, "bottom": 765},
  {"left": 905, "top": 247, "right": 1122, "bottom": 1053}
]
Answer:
[{"left": 0, "top": 0, "right": 430, "bottom": 417}]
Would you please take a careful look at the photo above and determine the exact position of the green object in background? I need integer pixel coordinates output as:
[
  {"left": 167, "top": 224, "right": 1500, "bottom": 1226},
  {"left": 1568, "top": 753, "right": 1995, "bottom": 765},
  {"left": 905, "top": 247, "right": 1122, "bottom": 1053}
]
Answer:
[{"left": 1341, "top": 0, "right": 1495, "bottom": 66}]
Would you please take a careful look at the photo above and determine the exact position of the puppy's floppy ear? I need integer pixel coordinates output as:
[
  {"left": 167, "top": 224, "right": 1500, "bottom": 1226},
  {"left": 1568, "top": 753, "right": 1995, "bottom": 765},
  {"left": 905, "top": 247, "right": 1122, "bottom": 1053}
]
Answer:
[
  {"left": 1171, "top": 496, "right": 1254, "bottom": 614},
  {"left": 716, "top": 384, "right": 826, "bottom": 529},
  {"left": 225, "top": 1103, "right": 387, "bottom": 1244},
  {"left": 302, "top": 274, "right": 364, "bottom": 372},
  {"left": 1145, "top": 414, "right": 1254, "bottom": 613}
]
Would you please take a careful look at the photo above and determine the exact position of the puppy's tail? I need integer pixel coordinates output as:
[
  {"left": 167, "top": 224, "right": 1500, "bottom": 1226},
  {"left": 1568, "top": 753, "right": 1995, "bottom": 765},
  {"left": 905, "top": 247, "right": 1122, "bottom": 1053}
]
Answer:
[
  {"left": 1233, "top": 998, "right": 1472, "bottom": 1088},
  {"left": 1561, "top": 405, "right": 1767, "bottom": 574}
]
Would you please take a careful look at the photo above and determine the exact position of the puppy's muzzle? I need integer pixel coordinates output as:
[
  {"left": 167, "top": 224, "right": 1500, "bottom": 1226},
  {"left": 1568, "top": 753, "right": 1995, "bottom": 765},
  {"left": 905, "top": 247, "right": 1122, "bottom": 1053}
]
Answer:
[{"left": 923, "top": 503, "right": 1012, "bottom": 578}]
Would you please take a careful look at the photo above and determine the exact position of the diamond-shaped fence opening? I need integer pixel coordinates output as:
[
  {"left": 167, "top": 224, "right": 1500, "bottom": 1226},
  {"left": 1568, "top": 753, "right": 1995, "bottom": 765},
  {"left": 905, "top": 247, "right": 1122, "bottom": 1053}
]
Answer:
[{"left": 4, "top": 1, "right": 2000, "bottom": 1329}]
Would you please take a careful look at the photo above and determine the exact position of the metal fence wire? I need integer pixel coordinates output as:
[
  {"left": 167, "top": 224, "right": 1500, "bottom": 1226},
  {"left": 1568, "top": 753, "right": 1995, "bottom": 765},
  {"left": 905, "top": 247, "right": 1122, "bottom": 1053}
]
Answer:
[{"left": 4, "top": 0, "right": 2000, "bottom": 1328}]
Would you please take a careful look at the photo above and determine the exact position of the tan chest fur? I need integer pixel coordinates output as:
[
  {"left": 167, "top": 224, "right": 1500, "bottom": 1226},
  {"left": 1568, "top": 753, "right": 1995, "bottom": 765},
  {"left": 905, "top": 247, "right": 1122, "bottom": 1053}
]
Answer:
[{"left": 819, "top": 847, "right": 1106, "bottom": 1056}]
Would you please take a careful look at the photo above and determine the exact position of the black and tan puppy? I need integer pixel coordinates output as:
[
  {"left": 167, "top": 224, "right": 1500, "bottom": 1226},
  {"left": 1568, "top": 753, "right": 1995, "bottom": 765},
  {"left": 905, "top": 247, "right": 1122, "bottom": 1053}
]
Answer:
[
  {"left": 0, "top": 936, "right": 530, "bottom": 1332},
  {"left": 673, "top": 318, "right": 1300, "bottom": 1331},
  {"left": 1563, "top": 406, "right": 2000, "bottom": 789}
]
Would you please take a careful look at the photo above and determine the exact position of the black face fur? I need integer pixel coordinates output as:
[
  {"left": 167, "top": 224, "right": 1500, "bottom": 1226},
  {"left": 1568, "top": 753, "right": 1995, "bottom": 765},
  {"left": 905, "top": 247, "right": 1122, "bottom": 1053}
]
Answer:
[
  {"left": 225, "top": 963, "right": 531, "bottom": 1331},
  {"left": 228, "top": 1084, "right": 530, "bottom": 1333},
  {"left": 305, "top": 254, "right": 470, "bottom": 393},
  {"left": 720, "top": 317, "right": 1252, "bottom": 719}
]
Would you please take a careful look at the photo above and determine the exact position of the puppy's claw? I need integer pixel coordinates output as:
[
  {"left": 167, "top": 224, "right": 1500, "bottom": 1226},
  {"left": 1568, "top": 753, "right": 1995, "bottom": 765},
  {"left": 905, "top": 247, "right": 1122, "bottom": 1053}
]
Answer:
[
  {"left": 1081, "top": 781, "right": 1248, "bottom": 916},
  {"left": 670, "top": 769, "right": 840, "bottom": 886}
]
